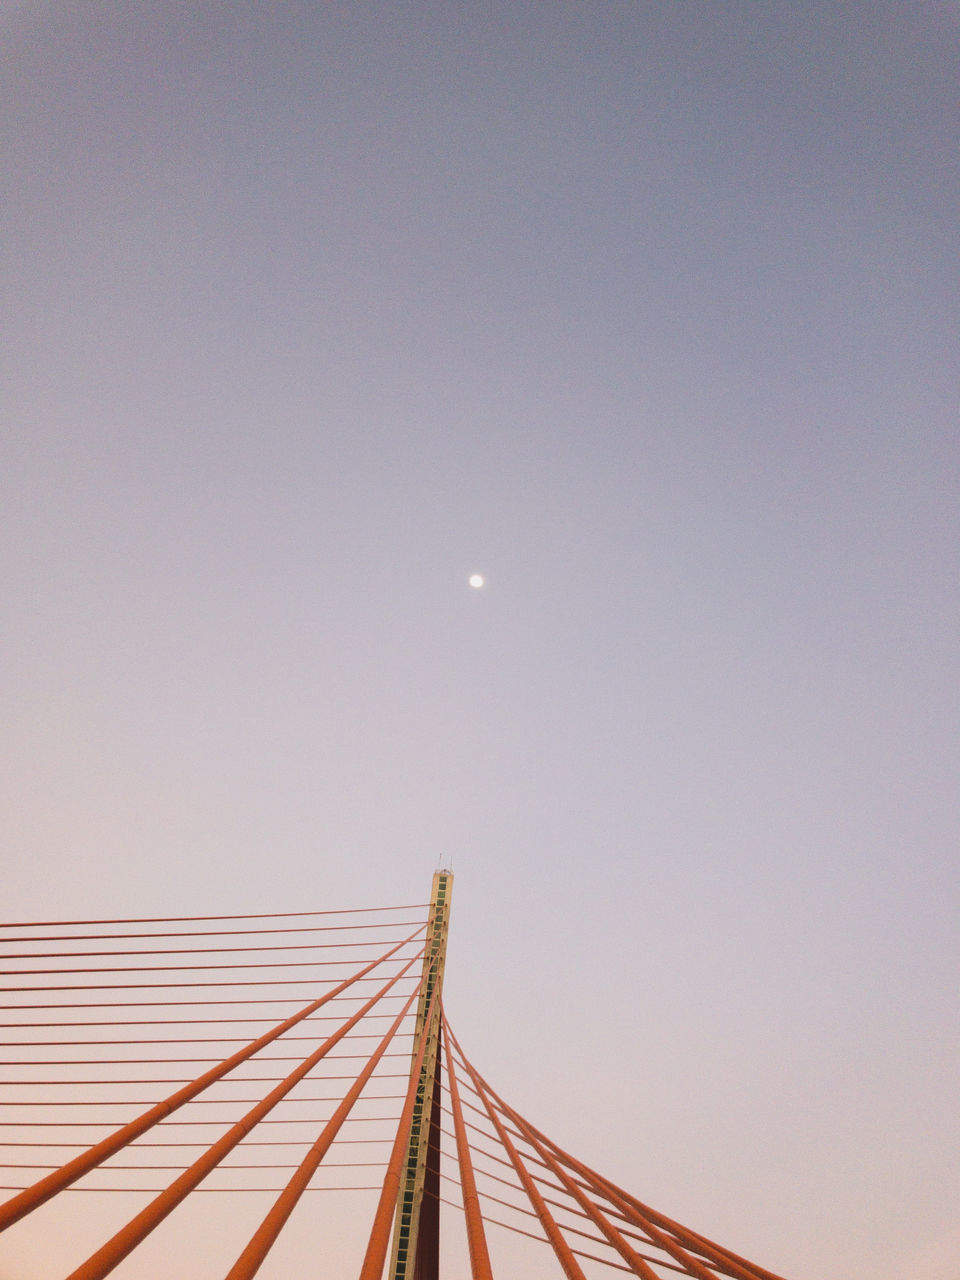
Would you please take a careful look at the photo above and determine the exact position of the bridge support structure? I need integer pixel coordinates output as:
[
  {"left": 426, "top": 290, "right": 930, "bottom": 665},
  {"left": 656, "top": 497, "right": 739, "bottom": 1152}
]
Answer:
[
  {"left": 0, "top": 876, "right": 794, "bottom": 1280},
  {"left": 388, "top": 869, "right": 452, "bottom": 1280}
]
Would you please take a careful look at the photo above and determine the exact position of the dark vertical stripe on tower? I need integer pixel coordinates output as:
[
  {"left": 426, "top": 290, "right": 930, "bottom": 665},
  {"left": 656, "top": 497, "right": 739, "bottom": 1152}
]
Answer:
[{"left": 411, "top": 1034, "right": 442, "bottom": 1280}]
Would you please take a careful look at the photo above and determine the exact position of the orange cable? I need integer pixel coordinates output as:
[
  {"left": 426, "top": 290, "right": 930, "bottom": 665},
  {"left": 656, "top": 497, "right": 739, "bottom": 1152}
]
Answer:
[
  {"left": 0, "top": 1006, "right": 411, "bottom": 1030},
  {"left": 1, "top": 1159, "right": 389, "bottom": 1170},
  {"left": 0, "top": 1115, "right": 404, "bottom": 1129},
  {"left": 1, "top": 957, "right": 407, "bottom": 976},
  {"left": 0, "top": 940, "right": 412, "bottom": 960},
  {"left": 442, "top": 1016, "right": 493, "bottom": 1280},
  {"left": 0, "top": 906, "right": 430, "bottom": 928},
  {"left": 0, "top": 1051, "right": 411, "bottom": 1066},
  {"left": 0, "top": 1184, "right": 387, "bottom": 1193},
  {"left": 0, "top": 1028, "right": 414, "bottom": 1047},
  {"left": 0, "top": 921, "right": 427, "bottom": 944},
  {"left": 2, "top": 1092, "right": 408, "bottom": 1104},
  {"left": 4, "top": 984, "right": 418, "bottom": 1009},
  {"left": 5, "top": 972, "right": 420, "bottom": 998},
  {"left": 0, "top": 1141, "right": 396, "bottom": 1152}
]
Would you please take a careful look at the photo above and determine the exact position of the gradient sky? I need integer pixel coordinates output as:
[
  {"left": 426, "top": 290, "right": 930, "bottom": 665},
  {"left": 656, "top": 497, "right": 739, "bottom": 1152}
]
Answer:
[{"left": 2, "top": 3, "right": 958, "bottom": 1278}]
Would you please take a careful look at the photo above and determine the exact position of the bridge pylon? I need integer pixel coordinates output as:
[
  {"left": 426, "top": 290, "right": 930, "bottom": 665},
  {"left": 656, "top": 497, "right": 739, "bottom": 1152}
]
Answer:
[{"left": 387, "top": 869, "right": 452, "bottom": 1280}]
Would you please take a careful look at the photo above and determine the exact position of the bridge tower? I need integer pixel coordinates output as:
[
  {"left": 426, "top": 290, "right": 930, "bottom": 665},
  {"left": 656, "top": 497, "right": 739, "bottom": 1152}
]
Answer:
[{"left": 388, "top": 869, "right": 452, "bottom": 1280}]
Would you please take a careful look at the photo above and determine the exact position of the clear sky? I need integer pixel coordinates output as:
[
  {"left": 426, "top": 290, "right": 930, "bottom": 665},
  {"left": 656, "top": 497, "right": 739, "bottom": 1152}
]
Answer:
[{"left": 2, "top": 3, "right": 958, "bottom": 1279}]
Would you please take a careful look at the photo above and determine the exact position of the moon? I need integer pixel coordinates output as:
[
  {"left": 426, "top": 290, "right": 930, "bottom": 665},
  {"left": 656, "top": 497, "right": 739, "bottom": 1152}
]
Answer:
[{"left": 468, "top": 573, "right": 485, "bottom": 589}]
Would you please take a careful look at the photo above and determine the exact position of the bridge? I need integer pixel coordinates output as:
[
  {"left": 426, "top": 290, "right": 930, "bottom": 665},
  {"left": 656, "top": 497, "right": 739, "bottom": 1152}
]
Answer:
[{"left": 0, "top": 873, "right": 789, "bottom": 1279}]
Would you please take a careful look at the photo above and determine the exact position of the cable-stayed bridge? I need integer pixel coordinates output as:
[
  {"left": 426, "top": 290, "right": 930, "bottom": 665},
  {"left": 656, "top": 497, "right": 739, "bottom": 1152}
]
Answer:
[{"left": 0, "top": 873, "right": 790, "bottom": 1280}]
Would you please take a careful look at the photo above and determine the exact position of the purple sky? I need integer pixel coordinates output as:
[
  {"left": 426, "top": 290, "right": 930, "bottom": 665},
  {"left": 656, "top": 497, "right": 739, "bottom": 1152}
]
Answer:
[{"left": 2, "top": 4, "right": 958, "bottom": 1278}]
